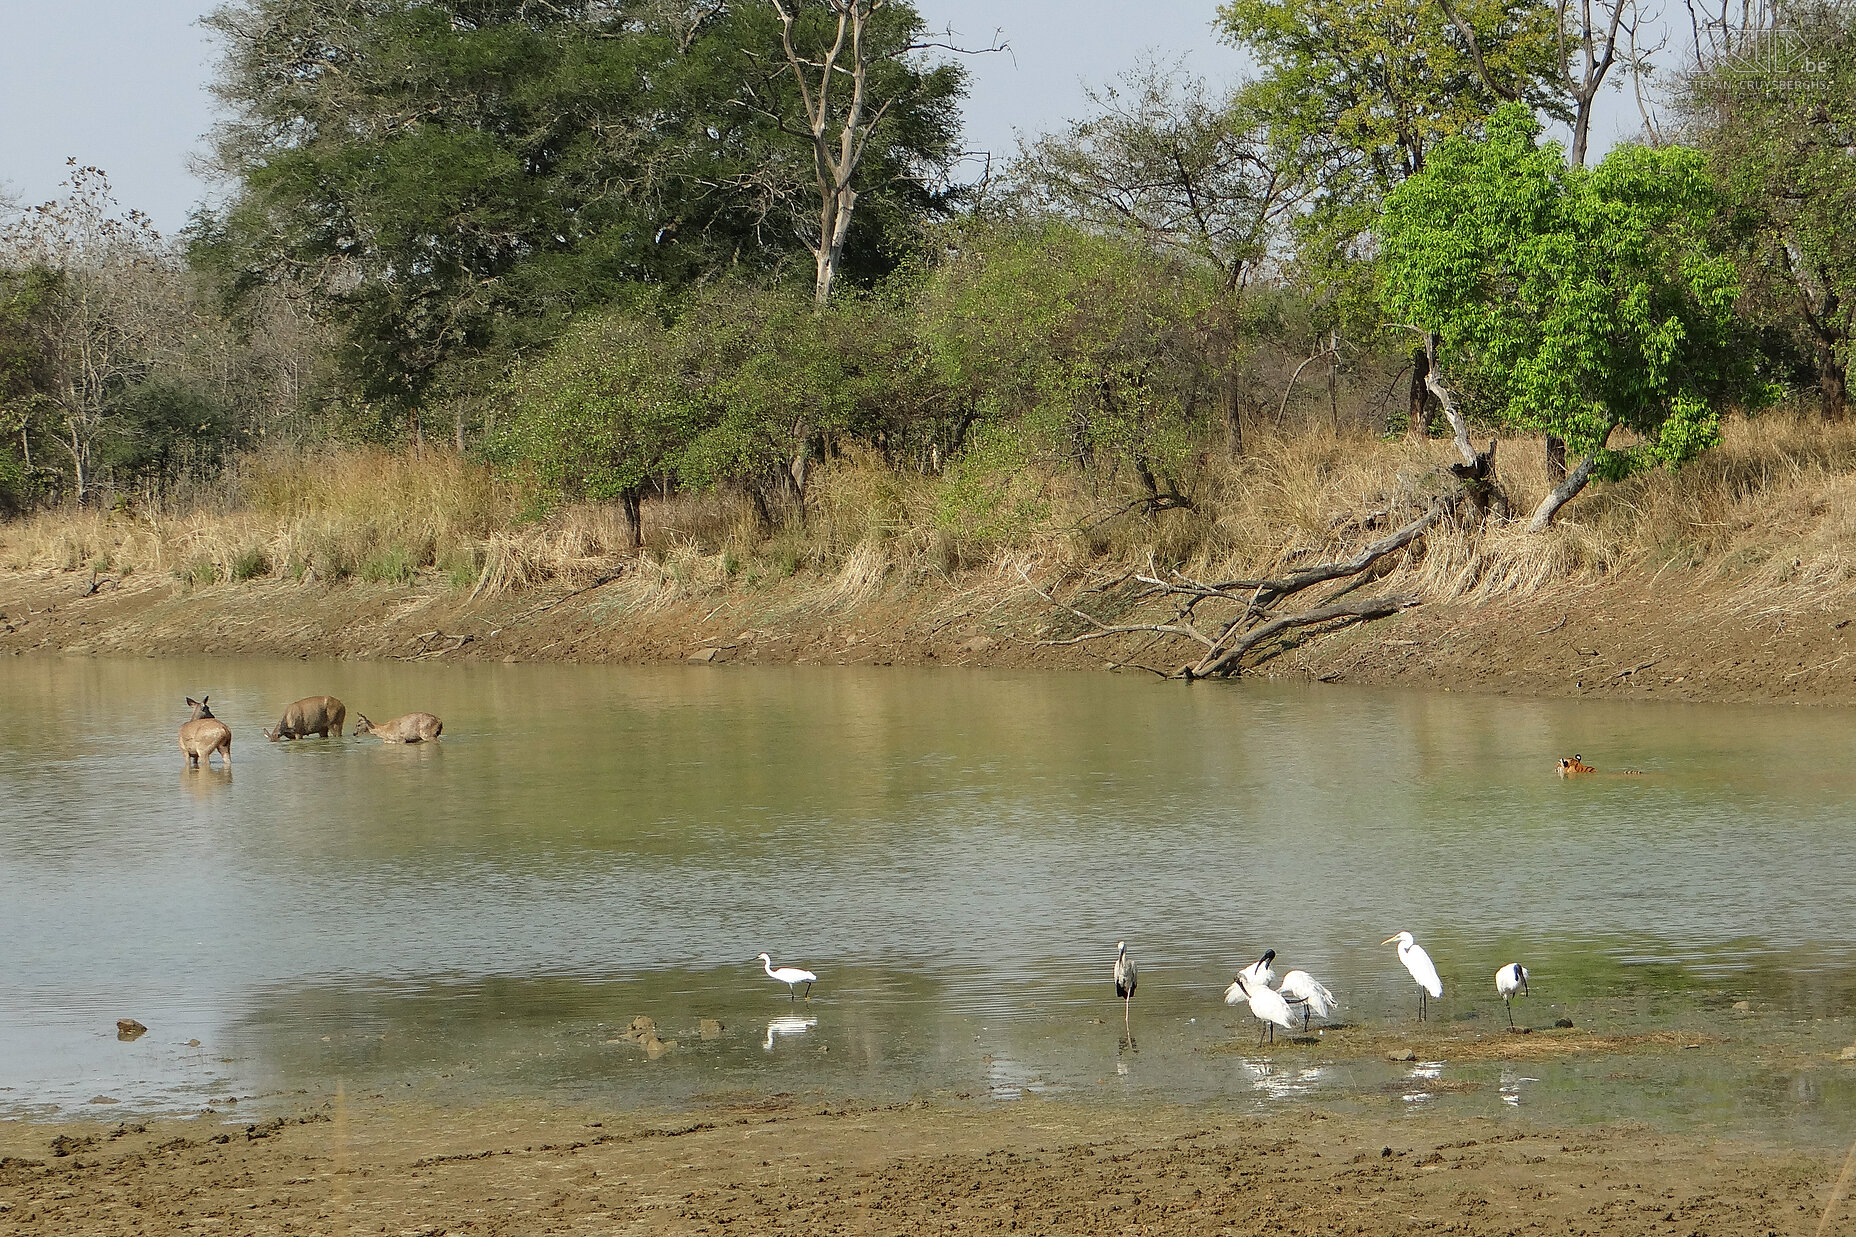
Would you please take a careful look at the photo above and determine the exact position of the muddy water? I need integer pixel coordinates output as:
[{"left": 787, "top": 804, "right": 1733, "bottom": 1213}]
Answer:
[{"left": 0, "top": 660, "right": 1851, "bottom": 1140}]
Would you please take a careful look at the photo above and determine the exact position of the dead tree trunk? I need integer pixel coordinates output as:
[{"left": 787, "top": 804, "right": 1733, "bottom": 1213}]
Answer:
[
  {"left": 1528, "top": 422, "right": 1615, "bottom": 532},
  {"left": 1025, "top": 493, "right": 1460, "bottom": 679}
]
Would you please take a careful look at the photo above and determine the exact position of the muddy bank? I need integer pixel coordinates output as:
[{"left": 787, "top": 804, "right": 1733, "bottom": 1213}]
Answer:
[
  {"left": 1, "top": 1090, "right": 1850, "bottom": 1237},
  {"left": 3, "top": 563, "right": 1855, "bottom": 708}
]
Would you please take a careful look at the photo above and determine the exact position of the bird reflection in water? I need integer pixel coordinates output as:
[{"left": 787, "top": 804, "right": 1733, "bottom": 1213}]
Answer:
[{"left": 764, "top": 1015, "right": 816, "bottom": 1051}]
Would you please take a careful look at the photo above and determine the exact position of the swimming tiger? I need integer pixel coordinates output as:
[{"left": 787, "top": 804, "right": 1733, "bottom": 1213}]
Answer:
[{"left": 1555, "top": 754, "right": 1595, "bottom": 776}]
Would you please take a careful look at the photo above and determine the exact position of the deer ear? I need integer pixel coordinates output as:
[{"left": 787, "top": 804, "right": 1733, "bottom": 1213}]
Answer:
[{"left": 186, "top": 697, "right": 199, "bottom": 707}]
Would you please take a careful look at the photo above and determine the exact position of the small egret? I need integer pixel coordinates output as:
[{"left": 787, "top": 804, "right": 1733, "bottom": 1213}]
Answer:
[
  {"left": 1225, "top": 970, "right": 1298, "bottom": 1046},
  {"left": 1496, "top": 962, "right": 1530, "bottom": 1028},
  {"left": 1276, "top": 969, "right": 1338, "bottom": 1032},
  {"left": 1113, "top": 940, "right": 1138, "bottom": 1031},
  {"left": 1238, "top": 949, "right": 1277, "bottom": 988},
  {"left": 1383, "top": 931, "right": 1443, "bottom": 1021},
  {"left": 756, "top": 952, "right": 817, "bottom": 1001}
]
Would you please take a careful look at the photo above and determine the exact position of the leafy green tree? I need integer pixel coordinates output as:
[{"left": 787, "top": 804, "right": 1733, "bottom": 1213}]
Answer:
[
  {"left": 1378, "top": 105, "right": 1743, "bottom": 530},
  {"left": 1218, "top": 0, "right": 1560, "bottom": 434},
  {"left": 198, "top": 0, "right": 963, "bottom": 422},
  {"left": 497, "top": 304, "right": 695, "bottom": 548},
  {"left": 919, "top": 224, "right": 1220, "bottom": 507},
  {"left": 1677, "top": 1, "right": 1856, "bottom": 418},
  {"left": 1007, "top": 64, "right": 1309, "bottom": 454}
]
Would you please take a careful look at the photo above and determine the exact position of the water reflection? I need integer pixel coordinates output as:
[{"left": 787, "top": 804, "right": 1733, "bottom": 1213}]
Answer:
[
  {"left": 764, "top": 1016, "right": 815, "bottom": 1051},
  {"left": 1, "top": 661, "right": 1855, "bottom": 1148}
]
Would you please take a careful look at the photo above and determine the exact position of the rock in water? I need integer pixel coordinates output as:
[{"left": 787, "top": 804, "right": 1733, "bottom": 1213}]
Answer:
[
  {"left": 116, "top": 1019, "right": 147, "bottom": 1041},
  {"left": 699, "top": 1018, "right": 725, "bottom": 1039}
]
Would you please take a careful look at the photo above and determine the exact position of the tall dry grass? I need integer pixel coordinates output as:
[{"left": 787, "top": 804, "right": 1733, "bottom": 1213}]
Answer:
[{"left": 4, "top": 415, "right": 1856, "bottom": 613}]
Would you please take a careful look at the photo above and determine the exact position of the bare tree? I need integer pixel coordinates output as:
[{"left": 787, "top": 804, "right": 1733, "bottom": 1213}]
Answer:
[
  {"left": 0, "top": 164, "right": 176, "bottom": 505},
  {"left": 769, "top": 0, "right": 897, "bottom": 305}
]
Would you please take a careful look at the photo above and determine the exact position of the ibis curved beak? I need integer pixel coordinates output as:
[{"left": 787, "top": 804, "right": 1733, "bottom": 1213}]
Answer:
[{"left": 1382, "top": 936, "right": 1401, "bottom": 945}]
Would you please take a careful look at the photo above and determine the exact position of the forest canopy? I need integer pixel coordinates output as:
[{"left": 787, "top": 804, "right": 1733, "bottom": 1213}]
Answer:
[{"left": 0, "top": 0, "right": 1850, "bottom": 545}]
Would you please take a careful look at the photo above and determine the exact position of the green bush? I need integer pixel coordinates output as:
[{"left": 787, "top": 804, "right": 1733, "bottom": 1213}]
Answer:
[
  {"left": 230, "top": 547, "right": 271, "bottom": 581},
  {"left": 361, "top": 545, "right": 415, "bottom": 584}
]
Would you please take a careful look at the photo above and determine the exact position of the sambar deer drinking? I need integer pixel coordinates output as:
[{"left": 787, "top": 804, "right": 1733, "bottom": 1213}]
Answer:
[
  {"left": 179, "top": 697, "right": 232, "bottom": 768},
  {"left": 352, "top": 712, "right": 443, "bottom": 744},
  {"left": 263, "top": 695, "right": 346, "bottom": 741}
]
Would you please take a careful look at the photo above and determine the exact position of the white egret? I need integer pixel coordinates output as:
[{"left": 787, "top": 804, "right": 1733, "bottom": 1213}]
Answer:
[
  {"left": 1276, "top": 969, "right": 1338, "bottom": 1032},
  {"left": 1113, "top": 941, "right": 1138, "bottom": 1031},
  {"left": 1496, "top": 962, "right": 1530, "bottom": 1028},
  {"left": 1383, "top": 931, "right": 1443, "bottom": 1021},
  {"left": 1238, "top": 949, "right": 1277, "bottom": 988},
  {"left": 756, "top": 952, "right": 817, "bottom": 1001},
  {"left": 1225, "top": 970, "right": 1298, "bottom": 1046}
]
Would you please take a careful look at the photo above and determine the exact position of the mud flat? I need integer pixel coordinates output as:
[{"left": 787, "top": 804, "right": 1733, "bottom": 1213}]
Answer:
[{"left": 1, "top": 1085, "right": 1851, "bottom": 1237}]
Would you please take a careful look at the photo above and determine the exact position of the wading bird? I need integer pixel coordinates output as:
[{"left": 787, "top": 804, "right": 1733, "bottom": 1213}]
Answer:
[
  {"left": 1384, "top": 931, "right": 1444, "bottom": 1021},
  {"left": 1113, "top": 940, "right": 1138, "bottom": 1031},
  {"left": 1496, "top": 962, "right": 1530, "bottom": 1028},
  {"left": 1226, "top": 970, "right": 1298, "bottom": 1046},
  {"left": 1238, "top": 949, "right": 1277, "bottom": 988},
  {"left": 756, "top": 952, "right": 817, "bottom": 1001},
  {"left": 1276, "top": 969, "right": 1338, "bottom": 1032}
]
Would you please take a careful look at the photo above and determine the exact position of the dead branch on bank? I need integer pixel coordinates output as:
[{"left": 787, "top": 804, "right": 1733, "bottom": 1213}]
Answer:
[{"left": 1026, "top": 492, "right": 1461, "bottom": 679}]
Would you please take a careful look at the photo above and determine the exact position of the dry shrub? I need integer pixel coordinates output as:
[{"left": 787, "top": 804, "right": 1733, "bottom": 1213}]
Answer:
[{"left": 6, "top": 417, "right": 1856, "bottom": 611}]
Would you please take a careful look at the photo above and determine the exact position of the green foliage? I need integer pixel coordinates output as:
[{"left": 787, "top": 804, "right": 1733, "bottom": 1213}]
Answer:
[
  {"left": 1218, "top": 0, "right": 1561, "bottom": 331},
  {"left": 361, "top": 546, "right": 416, "bottom": 585},
  {"left": 96, "top": 379, "right": 236, "bottom": 491},
  {"left": 198, "top": 0, "right": 965, "bottom": 411},
  {"left": 1379, "top": 105, "right": 1744, "bottom": 474},
  {"left": 496, "top": 297, "right": 693, "bottom": 505},
  {"left": 1678, "top": 3, "right": 1856, "bottom": 411},
  {"left": 229, "top": 547, "right": 271, "bottom": 582},
  {"left": 918, "top": 224, "right": 1220, "bottom": 485}
]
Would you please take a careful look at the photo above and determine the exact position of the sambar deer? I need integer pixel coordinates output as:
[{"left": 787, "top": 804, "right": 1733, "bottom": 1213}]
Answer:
[
  {"left": 353, "top": 712, "right": 443, "bottom": 744},
  {"left": 263, "top": 695, "right": 347, "bottom": 741},
  {"left": 179, "top": 697, "right": 232, "bottom": 768}
]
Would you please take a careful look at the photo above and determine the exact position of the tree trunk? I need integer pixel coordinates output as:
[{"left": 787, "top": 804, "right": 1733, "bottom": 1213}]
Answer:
[
  {"left": 1422, "top": 335, "right": 1480, "bottom": 469},
  {"left": 1819, "top": 343, "right": 1848, "bottom": 420},
  {"left": 454, "top": 407, "right": 466, "bottom": 453},
  {"left": 69, "top": 422, "right": 88, "bottom": 507},
  {"left": 1224, "top": 374, "right": 1243, "bottom": 457},
  {"left": 1406, "top": 344, "right": 1431, "bottom": 440},
  {"left": 1528, "top": 425, "right": 1615, "bottom": 533},
  {"left": 620, "top": 489, "right": 644, "bottom": 551},
  {"left": 1545, "top": 435, "right": 1567, "bottom": 484}
]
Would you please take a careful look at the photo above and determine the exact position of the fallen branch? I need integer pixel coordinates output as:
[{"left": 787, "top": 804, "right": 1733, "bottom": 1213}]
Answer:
[{"left": 1191, "top": 594, "right": 1419, "bottom": 678}]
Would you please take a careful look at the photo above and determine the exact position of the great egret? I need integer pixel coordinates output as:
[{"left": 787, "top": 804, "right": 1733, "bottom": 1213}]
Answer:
[
  {"left": 1238, "top": 949, "right": 1277, "bottom": 988},
  {"left": 1113, "top": 940, "right": 1138, "bottom": 1031},
  {"left": 1276, "top": 969, "right": 1338, "bottom": 1032},
  {"left": 756, "top": 952, "right": 817, "bottom": 1001},
  {"left": 1225, "top": 971, "right": 1298, "bottom": 1046},
  {"left": 1496, "top": 962, "right": 1530, "bottom": 1028},
  {"left": 1383, "top": 931, "right": 1443, "bottom": 1021}
]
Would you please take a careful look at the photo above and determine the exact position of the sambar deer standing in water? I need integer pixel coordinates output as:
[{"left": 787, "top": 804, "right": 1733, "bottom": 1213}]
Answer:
[
  {"left": 263, "top": 695, "right": 346, "bottom": 741},
  {"left": 353, "top": 712, "right": 443, "bottom": 744},
  {"left": 179, "top": 697, "right": 232, "bottom": 768}
]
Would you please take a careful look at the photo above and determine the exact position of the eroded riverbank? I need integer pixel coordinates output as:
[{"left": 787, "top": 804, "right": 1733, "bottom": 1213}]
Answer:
[{"left": 4, "top": 560, "right": 1856, "bottom": 706}]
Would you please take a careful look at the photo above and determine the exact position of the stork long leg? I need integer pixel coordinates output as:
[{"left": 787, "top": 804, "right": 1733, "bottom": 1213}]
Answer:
[
  {"left": 1506, "top": 997, "right": 1515, "bottom": 1029},
  {"left": 803, "top": 981, "right": 813, "bottom": 1001},
  {"left": 788, "top": 985, "right": 797, "bottom": 1003}
]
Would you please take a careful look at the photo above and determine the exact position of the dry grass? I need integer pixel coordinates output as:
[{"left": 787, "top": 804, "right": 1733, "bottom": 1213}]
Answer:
[{"left": 5, "top": 415, "right": 1856, "bottom": 610}]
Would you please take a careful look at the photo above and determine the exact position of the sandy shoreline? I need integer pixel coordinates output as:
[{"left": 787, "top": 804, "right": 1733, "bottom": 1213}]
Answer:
[{"left": 1, "top": 1089, "right": 1850, "bottom": 1236}]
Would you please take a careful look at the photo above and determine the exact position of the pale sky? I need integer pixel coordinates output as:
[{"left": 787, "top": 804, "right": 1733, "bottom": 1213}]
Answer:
[{"left": 0, "top": 1, "right": 1642, "bottom": 238}]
